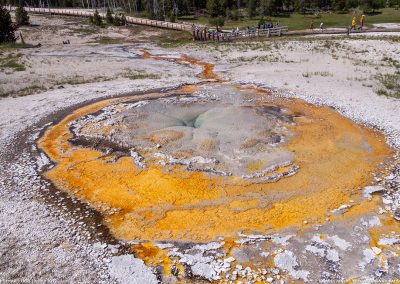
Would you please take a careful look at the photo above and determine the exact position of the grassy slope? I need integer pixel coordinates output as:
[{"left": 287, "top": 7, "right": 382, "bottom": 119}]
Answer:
[{"left": 180, "top": 8, "right": 400, "bottom": 31}]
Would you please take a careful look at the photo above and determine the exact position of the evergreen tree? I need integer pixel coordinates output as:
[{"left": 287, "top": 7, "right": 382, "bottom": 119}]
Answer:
[
  {"left": 261, "top": 0, "right": 273, "bottom": 15},
  {"left": 15, "top": 5, "right": 30, "bottom": 26},
  {"left": 209, "top": 16, "right": 225, "bottom": 29},
  {"left": 0, "top": 5, "right": 17, "bottom": 43},
  {"left": 113, "top": 13, "right": 122, "bottom": 25},
  {"left": 207, "top": 0, "right": 221, "bottom": 17},
  {"left": 247, "top": 0, "right": 256, "bottom": 17},
  {"left": 112, "top": 13, "right": 127, "bottom": 26},
  {"left": 120, "top": 14, "right": 127, "bottom": 25},
  {"left": 106, "top": 7, "right": 114, "bottom": 24},
  {"left": 364, "top": 0, "right": 385, "bottom": 11},
  {"left": 230, "top": 8, "right": 239, "bottom": 19},
  {"left": 332, "top": 0, "right": 346, "bottom": 10},
  {"left": 90, "top": 9, "right": 103, "bottom": 26}
]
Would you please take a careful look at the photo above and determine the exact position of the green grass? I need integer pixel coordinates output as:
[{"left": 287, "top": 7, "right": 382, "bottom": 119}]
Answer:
[
  {"left": 0, "top": 53, "right": 26, "bottom": 72},
  {"left": 0, "top": 84, "right": 47, "bottom": 98},
  {"left": 57, "top": 75, "right": 110, "bottom": 85},
  {"left": 181, "top": 8, "right": 400, "bottom": 31},
  {"left": 0, "top": 42, "right": 36, "bottom": 49},
  {"left": 382, "top": 56, "right": 400, "bottom": 69},
  {"left": 70, "top": 25, "right": 99, "bottom": 36},
  {"left": 376, "top": 72, "right": 400, "bottom": 99},
  {"left": 120, "top": 69, "right": 160, "bottom": 80},
  {"left": 89, "top": 36, "right": 126, "bottom": 44}
]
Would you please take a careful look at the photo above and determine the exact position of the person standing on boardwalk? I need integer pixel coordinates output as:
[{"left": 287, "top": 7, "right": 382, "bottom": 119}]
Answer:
[
  {"left": 310, "top": 20, "right": 315, "bottom": 30},
  {"left": 351, "top": 17, "right": 357, "bottom": 30},
  {"left": 360, "top": 15, "right": 365, "bottom": 30}
]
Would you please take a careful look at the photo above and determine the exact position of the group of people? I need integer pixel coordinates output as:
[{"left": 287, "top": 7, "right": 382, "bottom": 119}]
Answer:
[
  {"left": 309, "top": 14, "right": 365, "bottom": 32},
  {"left": 230, "top": 22, "right": 281, "bottom": 35},
  {"left": 259, "top": 22, "right": 279, "bottom": 29},
  {"left": 309, "top": 20, "right": 325, "bottom": 30},
  {"left": 351, "top": 14, "right": 365, "bottom": 30}
]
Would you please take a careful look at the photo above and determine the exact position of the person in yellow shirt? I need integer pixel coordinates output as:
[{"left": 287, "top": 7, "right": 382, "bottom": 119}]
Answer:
[{"left": 351, "top": 17, "right": 357, "bottom": 30}]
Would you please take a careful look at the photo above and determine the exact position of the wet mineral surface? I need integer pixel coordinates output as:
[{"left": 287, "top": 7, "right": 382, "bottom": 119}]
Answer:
[{"left": 35, "top": 51, "right": 400, "bottom": 283}]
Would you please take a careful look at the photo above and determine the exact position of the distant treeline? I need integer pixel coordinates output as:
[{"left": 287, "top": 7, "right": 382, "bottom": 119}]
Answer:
[{"left": 3, "top": 0, "right": 398, "bottom": 21}]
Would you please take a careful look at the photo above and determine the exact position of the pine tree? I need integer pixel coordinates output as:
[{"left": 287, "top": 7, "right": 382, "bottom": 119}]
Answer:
[
  {"left": 106, "top": 7, "right": 114, "bottom": 24},
  {"left": 209, "top": 15, "right": 224, "bottom": 29},
  {"left": 207, "top": 0, "right": 221, "bottom": 17},
  {"left": 15, "top": 5, "right": 30, "bottom": 26},
  {"left": 113, "top": 13, "right": 127, "bottom": 26},
  {"left": 121, "top": 14, "right": 127, "bottom": 25},
  {"left": 113, "top": 13, "right": 121, "bottom": 25},
  {"left": 0, "top": 5, "right": 17, "bottom": 43},
  {"left": 91, "top": 9, "right": 103, "bottom": 26},
  {"left": 247, "top": 0, "right": 256, "bottom": 17},
  {"left": 261, "top": 0, "right": 273, "bottom": 15}
]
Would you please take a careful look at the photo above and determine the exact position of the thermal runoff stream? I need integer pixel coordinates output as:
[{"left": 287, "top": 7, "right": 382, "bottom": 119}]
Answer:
[{"left": 37, "top": 49, "right": 399, "bottom": 282}]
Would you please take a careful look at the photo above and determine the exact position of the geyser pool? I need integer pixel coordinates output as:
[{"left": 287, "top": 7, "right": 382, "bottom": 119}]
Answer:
[{"left": 38, "top": 82, "right": 392, "bottom": 242}]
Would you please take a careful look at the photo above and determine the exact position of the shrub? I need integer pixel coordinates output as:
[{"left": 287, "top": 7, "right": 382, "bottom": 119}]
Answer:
[
  {"left": 0, "top": 5, "right": 16, "bottom": 43},
  {"left": 15, "top": 5, "right": 30, "bottom": 26},
  {"left": 247, "top": 0, "right": 257, "bottom": 18},
  {"left": 209, "top": 16, "right": 225, "bottom": 28},
  {"left": 106, "top": 8, "right": 113, "bottom": 24},
  {"left": 90, "top": 9, "right": 103, "bottom": 26},
  {"left": 226, "top": 8, "right": 239, "bottom": 20},
  {"left": 376, "top": 72, "right": 400, "bottom": 99}
]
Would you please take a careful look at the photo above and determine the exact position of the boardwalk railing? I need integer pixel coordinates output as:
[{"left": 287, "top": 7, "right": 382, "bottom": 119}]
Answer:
[
  {"left": 9, "top": 7, "right": 194, "bottom": 31},
  {"left": 193, "top": 26, "right": 289, "bottom": 41},
  {"left": 9, "top": 6, "right": 290, "bottom": 41}
]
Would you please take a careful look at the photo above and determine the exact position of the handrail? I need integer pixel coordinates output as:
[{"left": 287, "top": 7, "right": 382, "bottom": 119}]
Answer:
[{"left": 9, "top": 6, "right": 193, "bottom": 32}]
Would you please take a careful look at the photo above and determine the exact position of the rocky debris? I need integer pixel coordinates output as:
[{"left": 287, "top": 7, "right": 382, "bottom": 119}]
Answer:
[
  {"left": 274, "top": 250, "right": 310, "bottom": 281},
  {"left": 35, "top": 152, "right": 52, "bottom": 172},
  {"left": 167, "top": 242, "right": 226, "bottom": 281},
  {"left": 363, "top": 186, "right": 386, "bottom": 200},
  {"left": 377, "top": 236, "right": 400, "bottom": 246},
  {"left": 305, "top": 235, "right": 341, "bottom": 273},
  {"left": 331, "top": 204, "right": 353, "bottom": 215},
  {"left": 357, "top": 217, "right": 380, "bottom": 231},
  {"left": 270, "top": 234, "right": 294, "bottom": 246},
  {"left": 326, "top": 235, "right": 352, "bottom": 251},
  {"left": 381, "top": 156, "right": 400, "bottom": 221},
  {"left": 242, "top": 163, "right": 300, "bottom": 183},
  {"left": 359, "top": 248, "right": 377, "bottom": 271},
  {"left": 236, "top": 232, "right": 272, "bottom": 245},
  {"left": 108, "top": 255, "right": 158, "bottom": 284},
  {"left": 130, "top": 148, "right": 145, "bottom": 169}
]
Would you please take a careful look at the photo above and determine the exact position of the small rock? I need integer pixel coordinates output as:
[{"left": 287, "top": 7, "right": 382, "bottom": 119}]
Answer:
[
  {"left": 363, "top": 186, "right": 385, "bottom": 200},
  {"left": 371, "top": 247, "right": 382, "bottom": 255},
  {"left": 385, "top": 174, "right": 395, "bottom": 180}
]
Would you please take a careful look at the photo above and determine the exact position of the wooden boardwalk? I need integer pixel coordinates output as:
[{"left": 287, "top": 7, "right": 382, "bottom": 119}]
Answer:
[
  {"left": 10, "top": 7, "right": 398, "bottom": 42},
  {"left": 10, "top": 7, "right": 193, "bottom": 32},
  {"left": 9, "top": 6, "right": 291, "bottom": 41},
  {"left": 193, "top": 26, "right": 289, "bottom": 41}
]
